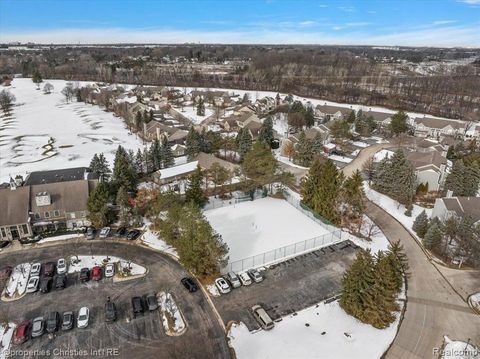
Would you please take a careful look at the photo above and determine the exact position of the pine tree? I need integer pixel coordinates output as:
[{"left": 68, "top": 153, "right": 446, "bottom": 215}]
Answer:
[
  {"left": 161, "top": 136, "right": 175, "bottom": 168},
  {"left": 463, "top": 161, "right": 480, "bottom": 196},
  {"left": 423, "top": 222, "right": 443, "bottom": 249},
  {"left": 387, "top": 240, "right": 409, "bottom": 291},
  {"left": 241, "top": 142, "right": 278, "bottom": 192},
  {"left": 342, "top": 170, "right": 365, "bottom": 220},
  {"left": 305, "top": 107, "right": 315, "bottom": 128},
  {"left": 413, "top": 210, "right": 429, "bottom": 238},
  {"left": 390, "top": 111, "right": 409, "bottom": 135},
  {"left": 347, "top": 110, "right": 356, "bottom": 124},
  {"left": 196, "top": 97, "right": 205, "bottom": 116},
  {"left": 89, "top": 154, "right": 100, "bottom": 172},
  {"left": 89, "top": 153, "right": 111, "bottom": 178},
  {"left": 87, "top": 181, "right": 110, "bottom": 228},
  {"left": 116, "top": 185, "right": 131, "bottom": 226},
  {"left": 185, "top": 127, "right": 201, "bottom": 160},
  {"left": 294, "top": 131, "right": 314, "bottom": 167},
  {"left": 112, "top": 145, "right": 137, "bottom": 193},
  {"left": 134, "top": 149, "right": 144, "bottom": 174},
  {"left": 312, "top": 133, "right": 324, "bottom": 155},
  {"left": 258, "top": 116, "right": 274, "bottom": 145},
  {"left": 185, "top": 167, "right": 206, "bottom": 207},
  {"left": 32, "top": 70, "right": 43, "bottom": 88},
  {"left": 445, "top": 159, "right": 466, "bottom": 196},
  {"left": 237, "top": 127, "right": 253, "bottom": 160}
]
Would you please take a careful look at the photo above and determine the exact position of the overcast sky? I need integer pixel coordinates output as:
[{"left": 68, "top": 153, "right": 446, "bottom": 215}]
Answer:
[{"left": 1, "top": 0, "right": 479, "bottom": 47}]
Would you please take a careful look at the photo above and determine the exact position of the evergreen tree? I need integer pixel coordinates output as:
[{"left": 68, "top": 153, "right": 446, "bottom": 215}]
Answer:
[
  {"left": 387, "top": 240, "right": 409, "bottom": 291},
  {"left": 445, "top": 159, "right": 466, "bottom": 196},
  {"left": 305, "top": 106, "right": 315, "bottom": 128},
  {"left": 302, "top": 159, "right": 342, "bottom": 224},
  {"left": 423, "top": 222, "right": 443, "bottom": 249},
  {"left": 185, "top": 167, "right": 206, "bottom": 207},
  {"left": 390, "top": 111, "right": 409, "bottom": 135},
  {"left": 312, "top": 133, "right": 324, "bottom": 155},
  {"left": 330, "top": 120, "right": 351, "bottom": 141},
  {"left": 32, "top": 70, "right": 43, "bottom": 88},
  {"left": 241, "top": 142, "right": 278, "bottom": 193},
  {"left": 237, "top": 127, "right": 253, "bottom": 160},
  {"left": 134, "top": 111, "right": 142, "bottom": 130},
  {"left": 0, "top": 90, "right": 16, "bottom": 115},
  {"left": 294, "top": 131, "right": 314, "bottom": 167},
  {"left": 112, "top": 145, "right": 137, "bottom": 193},
  {"left": 161, "top": 136, "right": 175, "bottom": 168},
  {"left": 185, "top": 127, "right": 201, "bottom": 160},
  {"left": 87, "top": 181, "right": 110, "bottom": 228},
  {"left": 134, "top": 149, "right": 144, "bottom": 174},
  {"left": 342, "top": 170, "right": 365, "bottom": 220},
  {"left": 347, "top": 110, "right": 356, "bottom": 124},
  {"left": 463, "top": 161, "right": 480, "bottom": 196},
  {"left": 413, "top": 210, "right": 429, "bottom": 238},
  {"left": 196, "top": 98, "right": 205, "bottom": 116},
  {"left": 148, "top": 139, "right": 163, "bottom": 171},
  {"left": 89, "top": 153, "right": 110, "bottom": 178},
  {"left": 116, "top": 185, "right": 131, "bottom": 226},
  {"left": 258, "top": 116, "right": 274, "bottom": 145}
]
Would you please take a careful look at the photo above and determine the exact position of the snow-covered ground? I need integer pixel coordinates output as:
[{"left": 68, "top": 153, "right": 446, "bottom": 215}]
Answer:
[
  {"left": 441, "top": 336, "right": 478, "bottom": 359},
  {"left": 328, "top": 154, "right": 353, "bottom": 164},
  {"left": 67, "top": 255, "right": 146, "bottom": 276},
  {"left": 273, "top": 149, "right": 309, "bottom": 169},
  {"left": 38, "top": 233, "right": 83, "bottom": 243},
  {"left": 204, "top": 197, "right": 331, "bottom": 263},
  {"left": 343, "top": 215, "right": 391, "bottom": 253},
  {"left": 141, "top": 221, "right": 178, "bottom": 258},
  {"left": 0, "top": 78, "right": 143, "bottom": 182},
  {"left": 469, "top": 292, "right": 480, "bottom": 312},
  {"left": 177, "top": 105, "right": 214, "bottom": 125},
  {"left": 228, "top": 300, "right": 401, "bottom": 359},
  {"left": 364, "top": 182, "right": 432, "bottom": 242},
  {"left": 4, "top": 263, "right": 31, "bottom": 298},
  {"left": 158, "top": 292, "right": 186, "bottom": 336},
  {"left": 0, "top": 323, "right": 16, "bottom": 359}
]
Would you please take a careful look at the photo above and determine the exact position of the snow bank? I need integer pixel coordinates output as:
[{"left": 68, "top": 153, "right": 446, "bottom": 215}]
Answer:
[
  {"left": 158, "top": 292, "right": 186, "bottom": 336},
  {"left": 228, "top": 300, "right": 400, "bottom": 359},
  {"left": 0, "top": 323, "right": 16, "bottom": 359},
  {"left": 204, "top": 197, "right": 331, "bottom": 263},
  {"left": 441, "top": 336, "right": 478, "bottom": 359},
  {"left": 5, "top": 263, "right": 31, "bottom": 298},
  {"left": 206, "top": 284, "right": 220, "bottom": 297},
  {"left": 328, "top": 154, "right": 353, "bottom": 163},
  {"left": 141, "top": 221, "right": 178, "bottom": 258},
  {"left": 38, "top": 233, "right": 83, "bottom": 243},
  {"left": 68, "top": 255, "right": 146, "bottom": 276},
  {"left": 342, "top": 215, "right": 391, "bottom": 253},
  {"left": 469, "top": 292, "right": 480, "bottom": 312}
]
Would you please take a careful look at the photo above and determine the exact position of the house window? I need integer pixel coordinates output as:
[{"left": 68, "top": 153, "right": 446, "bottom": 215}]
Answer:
[
  {"left": 53, "top": 210, "right": 60, "bottom": 217},
  {"left": 21, "top": 224, "right": 28, "bottom": 235},
  {"left": 44, "top": 211, "right": 50, "bottom": 218},
  {"left": 34, "top": 213, "right": 41, "bottom": 220},
  {"left": 68, "top": 213, "right": 76, "bottom": 219},
  {"left": 0, "top": 228, "right": 5, "bottom": 238}
]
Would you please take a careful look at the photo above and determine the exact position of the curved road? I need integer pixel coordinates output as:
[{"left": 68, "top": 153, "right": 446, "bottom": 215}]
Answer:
[
  {"left": 0, "top": 241, "right": 231, "bottom": 359},
  {"left": 367, "top": 202, "right": 480, "bottom": 358}
]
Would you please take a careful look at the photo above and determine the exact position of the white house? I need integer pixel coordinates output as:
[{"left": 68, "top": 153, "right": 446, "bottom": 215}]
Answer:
[
  {"left": 431, "top": 196, "right": 480, "bottom": 224},
  {"left": 406, "top": 150, "right": 449, "bottom": 192},
  {"left": 413, "top": 117, "right": 468, "bottom": 139}
]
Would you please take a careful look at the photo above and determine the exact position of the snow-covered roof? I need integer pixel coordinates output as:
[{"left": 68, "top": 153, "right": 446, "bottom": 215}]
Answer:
[
  {"left": 157, "top": 161, "right": 198, "bottom": 180},
  {"left": 324, "top": 143, "right": 336, "bottom": 150}
]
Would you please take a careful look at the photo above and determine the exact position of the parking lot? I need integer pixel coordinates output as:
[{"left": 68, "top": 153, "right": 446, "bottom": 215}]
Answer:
[
  {"left": 212, "top": 240, "right": 360, "bottom": 331},
  {"left": 0, "top": 241, "right": 231, "bottom": 359}
]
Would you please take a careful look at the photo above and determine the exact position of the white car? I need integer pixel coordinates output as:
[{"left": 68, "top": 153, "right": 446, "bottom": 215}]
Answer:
[
  {"left": 30, "top": 262, "right": 41, "bottom": 277},
  {"left": 248, "top": 268, "right": 264, "bottom": 283},
  {"left": 26, "top": 276, "right": 40, "bottom": 293},
  {"left": 99, "top": 227, "right": 110, "bottom": 238},
  {"left": 215, "top": 277, "right": 231, "bottom": 294},
  {"left": 77, "top": 307, "right": 89, "bottom": 328},
  {"left": 238, "top": 272, "right": 252, "bottom": 286},
  {"left": 57, "top": 258, "right": 67, "bottom": 274},
  {"left": 105, "top": 263, "right": 115, "bottom": 278}
]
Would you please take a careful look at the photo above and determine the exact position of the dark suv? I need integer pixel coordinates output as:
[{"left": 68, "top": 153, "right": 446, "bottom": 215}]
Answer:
[
  {"left": 46, "top": 311, "right": 60, "bottom": 333},
  {"left": 55, "top": 274, "right": 67, "bottom": 289},
  {"left": 80, "top": 268, "right": 90, "bottom": 282},
  {"left": 61, "top": 311, "right": 74, "bottom": 331},
  {"left": 43, "top": 262, "right": 56, "bottom": 277},
  {"left": 131, "top": 296, "right": 145, "bottom": 318},
  {"left": 39, "top": 277, "right": 52, "bottom": 293},
  {"left": 105, "top": 299, "right": 117, "bottom": 323},
  {"left": 181, "top": 277, "right": 198, "bottom": 292}
]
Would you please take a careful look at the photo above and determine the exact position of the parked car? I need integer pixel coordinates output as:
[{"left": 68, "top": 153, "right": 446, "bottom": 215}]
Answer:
[
  {"left": 86, "top": 227, "right": 95, "bottom": 240},
  {"left": 56, "top": 258, "right": 67, "bottom": 274},
  {"left": 13, "top": 320, "right": 30, "bottom": 345},
  {"left": 43, "top": 262, "right": 55, "bottom": 277},
  {"left": 238, "top": 272, "right": 252, "bottom": 286},
  {"left": 181, "top": 277, "right": 198, "bottom": 292},
  {"left": 144, "top": 293, "right": 159, "bottom": 311},
  {"left": 30, "top": 262, "right": 41, "bottom": 277},
  {"left": 248, "top": 268, "right": 264, "bottom": 283},
  {"left": 26, "top": 276, "right": 40, "bottom": 293},
  {"left": 126, "top": 230, "right": 141, "bottom": 241},
  {"left": 105, "top": 299, "right": 117, "bottom": 323},
  {"left": 80, "top": 267, "right": 90, "bottom": 282},
  {"left": 226, "top": 272, "right": 241, "bottom": 288},
  {"left": 116, "top": 227, "right": 127, "bottom": 237},
  {"left": 105, "top": 263, "right": 115, "bottom": 278},
  {"left": 91, "top": 266, "right": 102, "bottom": 281},
  {"left": 46, "top": 311, "right": 60, "bottom": 333},
  {"left": 55, "top": 274, "right": 67, "bottom": 290},
  {"left": 131, "top": 296, "right": 145, "bottom": 318},
  {"left": 215, "top": 277, "right": 231, "bottom": 294},
  {"left": 252, "top": 305, "right": 274, "bottom": 330},
  {"left": 99, "top": 227, "right": 110, "bottom": 238},
  {"left": 0, "top": 266, "right": 12, "bottom": 280},
  {"left": 39, "top": 277, "right": 52, "bottom": 293},
  {"left": 77, "top": 307, "right": 89, "bottom": 328},
  {"left": 61, "top": 311, "right": 74, "bottom": 331},
  {"left": 31, "top": 317, "right": 45, "bottom": 338}
]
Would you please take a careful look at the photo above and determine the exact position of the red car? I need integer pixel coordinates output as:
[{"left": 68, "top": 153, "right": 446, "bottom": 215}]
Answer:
[
  {"left": 91, "top": 266, "right": 102, "bottom": 281},
  {"left": 13, "top": 320, "right": 30, "bottom": 345}
]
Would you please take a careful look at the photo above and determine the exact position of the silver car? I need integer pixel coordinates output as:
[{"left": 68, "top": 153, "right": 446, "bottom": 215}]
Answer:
[
  {"left": 57, "top": 258, "right": 67, "bottom": 274},
  {"left": 226, "top": 272, "right": 241, "bottom": 288},
  {"left": 215, "top": 277, "right": 231, "bottom": 294},
  {"left": 30, "top": 262, "right": 41, "bottom": 277},
  {"left": 31, "top": 317, "right": 45, "bottom": 338},
  {"left": 26, "top": 276, "right": 40, "bottom": 293},
  {"left": 248, "top": 268, "right": 264, "bottom": 283}
]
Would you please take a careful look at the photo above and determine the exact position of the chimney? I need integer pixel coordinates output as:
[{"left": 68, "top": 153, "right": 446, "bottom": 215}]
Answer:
[
  {"left": 9, "top": 177, "right": 16, "bottom": 191},
  {"left": 446, "top": 190, "right": 453, "bottom": 198}
]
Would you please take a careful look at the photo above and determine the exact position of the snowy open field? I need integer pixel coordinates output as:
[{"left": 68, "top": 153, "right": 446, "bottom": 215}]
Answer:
[
  {"left": 229, "top": 300, "right": 401, "bottom": 359},
  {"left": 204, "top": 197, "right": 331, "bottom": 263},
  {"left": 0, "top": 78, "right": 143, "bottom": 182}
]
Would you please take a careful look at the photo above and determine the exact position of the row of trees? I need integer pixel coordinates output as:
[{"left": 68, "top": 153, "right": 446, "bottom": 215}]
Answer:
[
  {"left": 301, "top": 159, "right": 364, "bottom": 227},
  {"left": 444, "top": 159, "right": 480, "bottom": 197},
  {"left": 413, "top": 211, "right": 480, "bottom": 267},
  {"left": 340, "top": 242, "right": 408, "bottom": 329}
]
